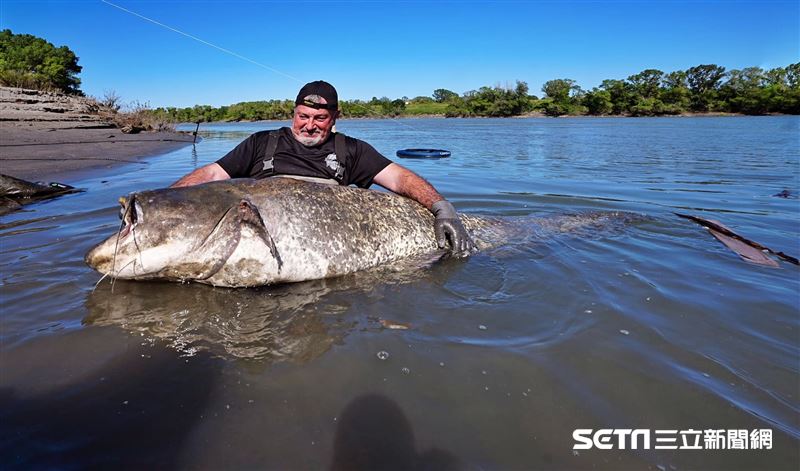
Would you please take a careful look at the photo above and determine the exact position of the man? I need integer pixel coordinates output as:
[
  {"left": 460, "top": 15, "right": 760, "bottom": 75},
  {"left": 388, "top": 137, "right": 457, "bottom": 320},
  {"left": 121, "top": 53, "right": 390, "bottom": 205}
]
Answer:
[{"left": 172, "top": 80, "right": 475, "bottom": 256}]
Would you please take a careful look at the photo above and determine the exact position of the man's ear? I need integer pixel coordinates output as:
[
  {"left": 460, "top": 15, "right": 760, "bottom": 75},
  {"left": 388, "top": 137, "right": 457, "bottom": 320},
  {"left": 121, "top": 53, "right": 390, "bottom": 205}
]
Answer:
[{"left": 334, "top": 109, "right": 341, "bottom": 120}]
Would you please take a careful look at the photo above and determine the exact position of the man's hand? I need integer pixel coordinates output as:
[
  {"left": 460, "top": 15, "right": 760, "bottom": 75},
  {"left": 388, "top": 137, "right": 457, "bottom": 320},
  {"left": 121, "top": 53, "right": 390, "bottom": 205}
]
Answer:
[{"left": 432, "top": 200, "right": 476, "bottom": 257}]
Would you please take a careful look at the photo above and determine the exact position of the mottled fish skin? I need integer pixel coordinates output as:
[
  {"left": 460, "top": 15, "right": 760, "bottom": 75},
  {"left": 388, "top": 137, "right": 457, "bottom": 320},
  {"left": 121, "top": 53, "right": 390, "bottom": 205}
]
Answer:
[{"left": 85, "top": 178, "right": 510, "bottom": 288}]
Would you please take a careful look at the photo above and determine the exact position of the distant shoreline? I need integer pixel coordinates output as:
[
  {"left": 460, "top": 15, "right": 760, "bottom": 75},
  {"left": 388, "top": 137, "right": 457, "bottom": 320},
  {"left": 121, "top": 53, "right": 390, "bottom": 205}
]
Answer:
[{"left": 185, "top": 111, "right": 790, "bottom": 126}]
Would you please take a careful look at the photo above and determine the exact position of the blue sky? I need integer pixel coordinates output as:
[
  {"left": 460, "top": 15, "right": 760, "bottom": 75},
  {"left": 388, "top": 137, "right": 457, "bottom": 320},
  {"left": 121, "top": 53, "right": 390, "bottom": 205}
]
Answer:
[{"left": 2, "top": 0, "right": 798, "bottom": 108}]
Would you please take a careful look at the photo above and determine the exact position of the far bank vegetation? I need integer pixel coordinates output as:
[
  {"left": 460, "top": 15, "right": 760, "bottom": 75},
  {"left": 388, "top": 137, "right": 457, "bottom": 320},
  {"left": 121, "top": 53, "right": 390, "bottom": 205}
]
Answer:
[{"left": 151, "top": 63, "right": 800, "bottom": 122}]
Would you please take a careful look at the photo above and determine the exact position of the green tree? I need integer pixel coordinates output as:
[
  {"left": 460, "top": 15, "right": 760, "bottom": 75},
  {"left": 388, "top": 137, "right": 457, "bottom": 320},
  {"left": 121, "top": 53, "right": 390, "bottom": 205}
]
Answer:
[
  {"left": 432, "top": 88, "right": 458, "bottom": 103},
  {"left": 660, "top": 71, "right": 690, "bottom": 113},
  {"left": 626, "top": 69, "right": 666, "bottom": 115},
  {"left": 582, "top": 89, "right": 613, "bottom": 115},
  {"left": 663, "top": 70, "right": 688, "bottom": 89},
  {"left": 786, "top": 62, "right": 800, "bottom": 88},
  {"left": 599, "top": 79, "right": 634, "bottom": 114},
  {"left": 629, "top": 97, "right": 667, "bottom": 116},
  {"left": 540, "top": 79, "right": 583, "bottom": 116},
  {"left": 686, "top": 64, "right": 727, "bottom": 93},
  {"left": 0, "top": 29, "right": 82, "bottom": 94},
  {"left": 389, "top": 98, "right": 407, "bottom": 114},
  {"left": 781, "top": 63, "right": 800, "bottom": 113},
  {"left": 542, "top": 79, "right": 578, "bottom": 102},
  {"left": 764, "top": 67, "right": 787, "bottom": 87},
  {"left": 444, "top": 96, "right": 468, "bottom": 117},
  {"left": 720, "top": 67, "right": 767, "bottom": 114},
  {"left": 627, "top": 69, "right": 664, "bottom": 99},
  {"left": 686, "top": 64, "right": 726, "bottom": 111}
]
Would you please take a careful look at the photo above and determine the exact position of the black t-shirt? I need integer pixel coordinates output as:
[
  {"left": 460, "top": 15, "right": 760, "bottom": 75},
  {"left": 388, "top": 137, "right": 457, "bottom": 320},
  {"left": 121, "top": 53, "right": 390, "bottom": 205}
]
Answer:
[{"left": 216, "top": 127, "right": 392, "bottom": 188}]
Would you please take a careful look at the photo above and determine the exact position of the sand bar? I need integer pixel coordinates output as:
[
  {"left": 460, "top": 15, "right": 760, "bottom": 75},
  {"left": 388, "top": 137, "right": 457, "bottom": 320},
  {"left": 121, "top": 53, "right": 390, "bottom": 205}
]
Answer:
[{"left": 0, "top": 87, "right": 195, "bottom": 182}]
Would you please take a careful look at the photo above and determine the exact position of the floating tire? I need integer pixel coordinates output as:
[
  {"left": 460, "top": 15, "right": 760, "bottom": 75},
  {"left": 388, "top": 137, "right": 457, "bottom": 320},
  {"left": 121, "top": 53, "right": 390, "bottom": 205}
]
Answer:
[{"left": 396, "top": 148, "right": 451, "bottom": 159}]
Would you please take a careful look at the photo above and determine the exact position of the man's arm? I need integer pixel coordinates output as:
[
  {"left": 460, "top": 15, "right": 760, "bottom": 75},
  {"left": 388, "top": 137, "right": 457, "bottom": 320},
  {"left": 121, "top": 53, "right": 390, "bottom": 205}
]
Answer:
[
  {"left": 372, "top": 163, "right": 442, "bottom": 209},
  {"left": 373, "top": 163, "right": 476, "bottom": 256},
  {"left": 170, "top": 163, "right": 231, "bottom": 188}
]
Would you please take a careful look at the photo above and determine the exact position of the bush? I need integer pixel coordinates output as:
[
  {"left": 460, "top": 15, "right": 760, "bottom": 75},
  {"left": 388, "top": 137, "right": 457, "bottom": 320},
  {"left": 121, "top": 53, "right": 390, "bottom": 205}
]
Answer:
[{"left": 88, "top": 95, "right": 175, "bottom": 133}]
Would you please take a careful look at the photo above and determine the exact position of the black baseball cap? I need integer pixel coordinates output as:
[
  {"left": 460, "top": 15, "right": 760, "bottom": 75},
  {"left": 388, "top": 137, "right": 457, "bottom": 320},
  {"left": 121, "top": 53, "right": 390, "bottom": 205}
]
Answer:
[{"left": 295, "top": 80, "right": 338, "bottom": 111}]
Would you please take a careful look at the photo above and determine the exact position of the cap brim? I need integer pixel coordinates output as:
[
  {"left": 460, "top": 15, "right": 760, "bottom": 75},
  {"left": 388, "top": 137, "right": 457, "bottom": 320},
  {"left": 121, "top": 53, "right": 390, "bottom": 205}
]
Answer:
[{"left": 297, "top": 99, "right": 337, "bottom": 111}]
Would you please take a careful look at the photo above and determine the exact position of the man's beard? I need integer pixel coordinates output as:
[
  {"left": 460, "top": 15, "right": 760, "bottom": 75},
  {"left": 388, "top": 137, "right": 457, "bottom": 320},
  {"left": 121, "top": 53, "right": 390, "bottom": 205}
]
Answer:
[{"left": 294, "top": 130, "right": 325, "bottom": 146}]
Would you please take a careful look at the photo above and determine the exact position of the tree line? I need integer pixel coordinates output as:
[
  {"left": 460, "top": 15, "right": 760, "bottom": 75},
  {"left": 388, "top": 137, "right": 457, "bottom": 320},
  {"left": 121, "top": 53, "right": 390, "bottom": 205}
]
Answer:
[
  {"left": 536, "top": 64, "right": 800, "bottom": 116},
  {"left": 151, "top": 63, "right": 799, "bottom": 122}
]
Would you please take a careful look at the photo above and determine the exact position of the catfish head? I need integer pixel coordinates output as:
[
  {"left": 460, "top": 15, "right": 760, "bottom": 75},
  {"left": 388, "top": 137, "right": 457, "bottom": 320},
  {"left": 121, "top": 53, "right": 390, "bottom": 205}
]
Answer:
[{"left": 85, "top": 183, "right": 282, "bottom": 287}]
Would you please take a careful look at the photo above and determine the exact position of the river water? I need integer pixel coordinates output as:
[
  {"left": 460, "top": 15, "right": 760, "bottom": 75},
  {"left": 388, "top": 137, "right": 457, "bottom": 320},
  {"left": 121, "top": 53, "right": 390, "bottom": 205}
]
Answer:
[{"left": 1, "top": 117, "right": 798, "bottom": 469}]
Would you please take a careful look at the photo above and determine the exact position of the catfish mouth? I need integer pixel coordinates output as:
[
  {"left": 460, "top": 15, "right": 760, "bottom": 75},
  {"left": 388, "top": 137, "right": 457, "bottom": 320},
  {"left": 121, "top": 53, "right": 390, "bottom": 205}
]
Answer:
[
  {"left": 118, "top": 195, "right": 141, "bottom": 239},
  {"left": 84, "top": 194, "right": 142, "bottom": 274}
]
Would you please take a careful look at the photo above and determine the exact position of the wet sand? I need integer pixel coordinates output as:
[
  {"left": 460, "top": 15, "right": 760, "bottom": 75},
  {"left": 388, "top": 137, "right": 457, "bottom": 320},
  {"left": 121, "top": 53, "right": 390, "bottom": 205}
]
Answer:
[{"left": 0, "top": 121, "right": 195, "bottom": 182}]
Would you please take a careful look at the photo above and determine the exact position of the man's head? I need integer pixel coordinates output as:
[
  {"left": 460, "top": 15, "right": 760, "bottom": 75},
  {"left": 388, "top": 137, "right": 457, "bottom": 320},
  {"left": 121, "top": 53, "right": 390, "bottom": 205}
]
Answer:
[{"left": 291, "top": 80, "right": 340, "bottom": 146}]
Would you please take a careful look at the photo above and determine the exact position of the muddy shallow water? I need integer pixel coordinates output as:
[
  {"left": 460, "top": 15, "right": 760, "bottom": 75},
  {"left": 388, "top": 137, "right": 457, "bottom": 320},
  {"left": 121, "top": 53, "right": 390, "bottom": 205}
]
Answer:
[{"left": 1, "top": 117, "right": 798, "bottom": 469}]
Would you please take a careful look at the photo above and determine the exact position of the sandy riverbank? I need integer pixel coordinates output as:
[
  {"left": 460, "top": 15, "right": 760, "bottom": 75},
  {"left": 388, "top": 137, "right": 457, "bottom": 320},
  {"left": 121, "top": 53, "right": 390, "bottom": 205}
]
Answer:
[{"left": 0, "top": 87, "right": 195, "bottom": 182}]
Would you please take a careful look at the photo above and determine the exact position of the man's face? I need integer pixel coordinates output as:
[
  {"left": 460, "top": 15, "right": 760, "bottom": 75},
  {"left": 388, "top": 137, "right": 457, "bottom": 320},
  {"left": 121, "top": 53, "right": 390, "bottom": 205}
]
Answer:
[{"left": 291, "top": 103, "right": 337, "bottom": 146}]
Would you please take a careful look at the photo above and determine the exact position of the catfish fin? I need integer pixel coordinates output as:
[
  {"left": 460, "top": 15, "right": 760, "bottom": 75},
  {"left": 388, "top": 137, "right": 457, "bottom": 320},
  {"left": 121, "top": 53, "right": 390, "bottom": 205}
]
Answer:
[
  {"left": 707, "top": 227, "right": 779, "bottom": 267},
  {"left": 675, "top": 213, "right": 785, "bottom": 267},
  {"left": 237, "top": 199, "right": 282, "bottom": 271}
]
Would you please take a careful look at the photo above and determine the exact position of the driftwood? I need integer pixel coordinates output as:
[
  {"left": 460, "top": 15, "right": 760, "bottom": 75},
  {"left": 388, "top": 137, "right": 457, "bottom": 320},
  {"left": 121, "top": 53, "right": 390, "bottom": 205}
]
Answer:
[{"left": 676, "top": 213, "right": 798, "bottom": 267}]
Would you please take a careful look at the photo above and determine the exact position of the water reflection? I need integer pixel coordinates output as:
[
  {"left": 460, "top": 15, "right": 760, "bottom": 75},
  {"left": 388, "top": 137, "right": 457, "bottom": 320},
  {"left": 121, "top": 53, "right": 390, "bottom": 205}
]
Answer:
[
  {"left": 83, "top": 259, "right": 451, "bottom": 362},
  {"left": 190, "top": 144, "right": 198, "bottom": 168},
  {"left": 84, "top": 280, "right": 340, "bottom": 362}
]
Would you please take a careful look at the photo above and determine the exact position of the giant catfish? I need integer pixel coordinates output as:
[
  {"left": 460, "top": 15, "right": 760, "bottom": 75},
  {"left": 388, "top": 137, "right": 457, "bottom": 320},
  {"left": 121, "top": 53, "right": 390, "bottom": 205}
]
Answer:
[{"left": 85, "top": 177, "right": 636, "bottom": 287}]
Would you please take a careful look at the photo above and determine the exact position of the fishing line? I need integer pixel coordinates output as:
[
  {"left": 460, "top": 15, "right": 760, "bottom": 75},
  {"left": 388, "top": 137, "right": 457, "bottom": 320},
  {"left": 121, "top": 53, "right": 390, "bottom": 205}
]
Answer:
[
  {"left": 101, "top": 0, "right": 418, "bottom": 130},
  {"left": 101, "top": 0, "right": 302, "bottom": 83},
  {"left": 109, "top": 199, "right": 131, "bottom": 293}
]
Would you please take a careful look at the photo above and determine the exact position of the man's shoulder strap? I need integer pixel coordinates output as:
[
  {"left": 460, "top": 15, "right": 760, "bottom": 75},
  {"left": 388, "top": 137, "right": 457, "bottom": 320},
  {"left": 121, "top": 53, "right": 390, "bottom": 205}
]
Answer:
[
  {"left": 334, "top": 132, "right": 347, "bottom": 167},
  {"left": 262, "top": 129, "right": 281, "bottom": 174}
]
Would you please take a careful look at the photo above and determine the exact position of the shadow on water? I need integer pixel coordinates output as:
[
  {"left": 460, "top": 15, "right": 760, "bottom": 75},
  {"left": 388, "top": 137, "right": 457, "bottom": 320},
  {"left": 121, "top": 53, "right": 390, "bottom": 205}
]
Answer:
[
  {"left": 330, "top": 394, "right": 462, "bottom": 471},
  {"left": 0, "top": 342, "right": 222, "bottom": 469}
]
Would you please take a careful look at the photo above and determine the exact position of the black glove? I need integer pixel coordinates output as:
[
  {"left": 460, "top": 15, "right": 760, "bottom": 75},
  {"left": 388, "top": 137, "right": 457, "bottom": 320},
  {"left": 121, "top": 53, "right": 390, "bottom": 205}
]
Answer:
[{"left": 431, "top": 200, "right": 476, "bottom": 257}]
